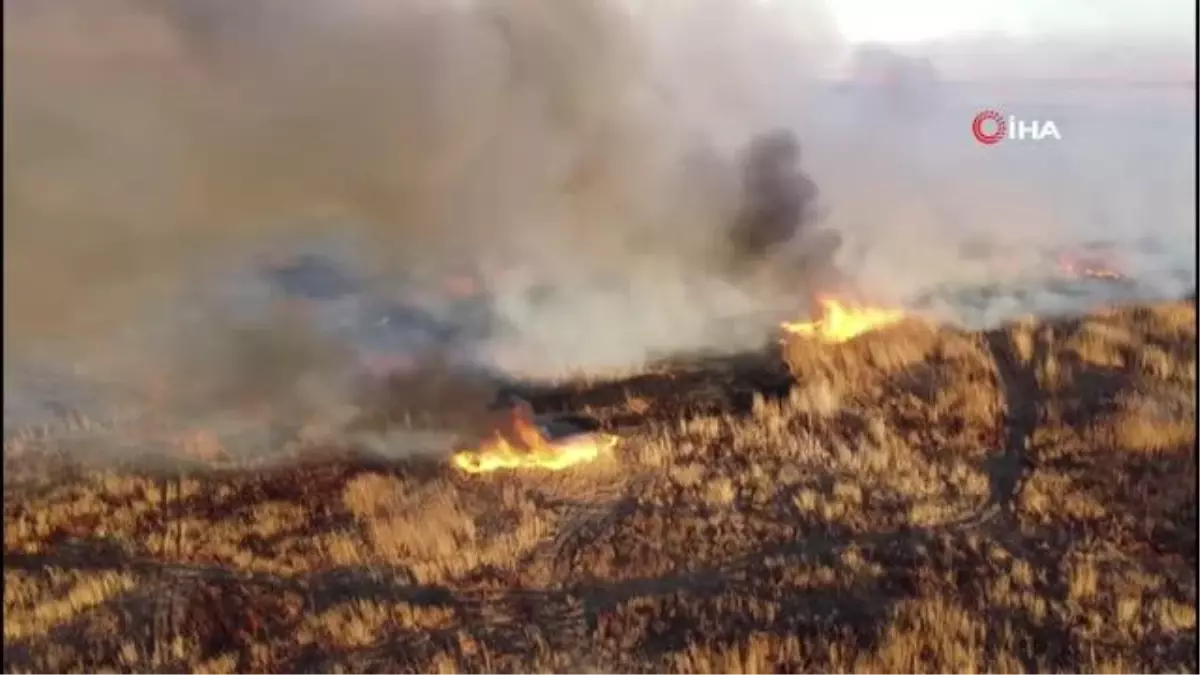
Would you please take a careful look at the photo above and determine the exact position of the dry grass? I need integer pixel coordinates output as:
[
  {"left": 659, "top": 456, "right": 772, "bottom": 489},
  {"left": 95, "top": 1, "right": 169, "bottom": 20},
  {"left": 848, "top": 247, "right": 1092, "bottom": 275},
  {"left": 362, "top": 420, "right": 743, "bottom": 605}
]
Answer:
[{"left": 4, "top": 300, "right": 1196, "bottom": 673}]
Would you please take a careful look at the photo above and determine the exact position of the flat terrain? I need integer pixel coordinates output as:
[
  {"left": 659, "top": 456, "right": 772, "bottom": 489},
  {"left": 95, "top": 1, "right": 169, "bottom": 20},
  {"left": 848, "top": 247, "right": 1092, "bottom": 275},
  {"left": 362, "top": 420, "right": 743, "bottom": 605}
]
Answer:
[{"left": 4, "top": 300, "right": 1196, "bottom": 673}]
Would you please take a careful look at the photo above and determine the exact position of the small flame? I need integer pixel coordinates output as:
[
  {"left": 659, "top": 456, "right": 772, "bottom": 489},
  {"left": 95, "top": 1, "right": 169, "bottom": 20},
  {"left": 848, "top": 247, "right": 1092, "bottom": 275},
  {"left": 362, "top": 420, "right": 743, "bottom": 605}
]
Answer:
[
  {"left": 781, "top": 296, "right": 905, "bottom": 344},
  {"left": 451, "top": 403, "right": 616, "bottom": 474},
  {"left": 1057, "top": 252, "right": 1124, "bottom": 280}
]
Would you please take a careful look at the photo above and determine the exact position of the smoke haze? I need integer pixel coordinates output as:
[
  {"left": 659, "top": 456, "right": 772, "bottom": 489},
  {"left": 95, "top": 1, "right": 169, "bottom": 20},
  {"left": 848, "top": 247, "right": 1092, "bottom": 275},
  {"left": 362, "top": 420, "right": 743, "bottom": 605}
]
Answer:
[
  {"left": 4, "top": 0, "right": 1194, "bottom": 435},
  {"left": 5, "top": 0, "right": 830, "bottom": 344}
]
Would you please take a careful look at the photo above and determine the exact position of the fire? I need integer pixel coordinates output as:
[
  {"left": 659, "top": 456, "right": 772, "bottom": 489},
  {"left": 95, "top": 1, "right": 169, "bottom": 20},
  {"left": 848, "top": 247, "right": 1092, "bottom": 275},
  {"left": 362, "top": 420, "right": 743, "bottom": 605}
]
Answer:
[
  {"left": 781, "top": 296, "right": 905, "bottom": 344},
  {"left": 1057, "top": 252, "right": 1124, "bottom": 280},
  {"left": 451, "top": 402, "right": 616, "bottom": 474}
]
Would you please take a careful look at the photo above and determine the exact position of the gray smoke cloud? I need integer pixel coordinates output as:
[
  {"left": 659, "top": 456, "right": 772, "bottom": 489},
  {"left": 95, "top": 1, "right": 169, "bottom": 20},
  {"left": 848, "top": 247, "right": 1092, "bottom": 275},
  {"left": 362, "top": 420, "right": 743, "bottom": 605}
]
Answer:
[
  {"left": 801, "top": 40, "right": 1196, "bottom": 317},
  {"left": 3, "top": 0, "right": 842, "bottom": 436},
  {"left": 4, "top": 0, "right": 1194, "bottom": 441}
]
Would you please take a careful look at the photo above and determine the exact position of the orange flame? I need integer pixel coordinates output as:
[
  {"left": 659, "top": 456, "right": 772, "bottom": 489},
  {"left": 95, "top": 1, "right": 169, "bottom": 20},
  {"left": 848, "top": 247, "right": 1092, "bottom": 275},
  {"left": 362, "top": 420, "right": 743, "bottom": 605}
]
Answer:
[
  {"left": 781, "top": 296, "right": 905, "bottom": 344},
  {"left": 1057, "top": 252, "right": 1124, "bottom": 280},
  {"left": 451, "top": 402, "right": 616, "bottom": 474}
]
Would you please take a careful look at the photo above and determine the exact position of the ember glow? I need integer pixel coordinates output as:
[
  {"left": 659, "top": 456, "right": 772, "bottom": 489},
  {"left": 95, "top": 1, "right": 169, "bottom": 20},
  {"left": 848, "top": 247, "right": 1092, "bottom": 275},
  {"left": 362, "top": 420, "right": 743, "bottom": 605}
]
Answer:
[
  {"left": 451, "top": 403, "right": 617, "bottom": 474},
  {"left": 781, "top": 296, "right": 906, "bottom": 344}
]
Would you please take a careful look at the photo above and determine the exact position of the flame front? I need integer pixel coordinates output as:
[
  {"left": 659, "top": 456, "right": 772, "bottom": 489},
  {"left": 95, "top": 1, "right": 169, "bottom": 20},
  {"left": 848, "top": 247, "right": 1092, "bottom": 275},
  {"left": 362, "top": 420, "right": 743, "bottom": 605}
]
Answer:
[
  {"left": 781, "top": 296, "right": 905, "bottom": 344},
  {"left": 451, "top": 405, "right": 615, "bottom": 474},
  {"left": 1057, "top": 252, "right": 1124, "bottom": 280}
]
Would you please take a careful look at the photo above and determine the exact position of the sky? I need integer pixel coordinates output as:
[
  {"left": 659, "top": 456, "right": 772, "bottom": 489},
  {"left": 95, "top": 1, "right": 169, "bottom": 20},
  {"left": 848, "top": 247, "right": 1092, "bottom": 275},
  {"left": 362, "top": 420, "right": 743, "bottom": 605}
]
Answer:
[{"left": 822, "top": 0, "right": 1197, "bottom": 45}]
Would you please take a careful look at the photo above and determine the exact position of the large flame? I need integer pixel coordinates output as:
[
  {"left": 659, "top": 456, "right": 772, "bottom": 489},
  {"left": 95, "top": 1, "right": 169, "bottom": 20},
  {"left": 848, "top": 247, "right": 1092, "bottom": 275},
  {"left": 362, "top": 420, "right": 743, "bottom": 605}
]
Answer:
[
  {"left": 451, "top": 402, "right": 616, "bottom": 474},
  {"left": 1057, "top": 252, "right": 1124, "bottom": 280},
  {"left": 781, "top": 296, "right": 905, "bottom": 344}
]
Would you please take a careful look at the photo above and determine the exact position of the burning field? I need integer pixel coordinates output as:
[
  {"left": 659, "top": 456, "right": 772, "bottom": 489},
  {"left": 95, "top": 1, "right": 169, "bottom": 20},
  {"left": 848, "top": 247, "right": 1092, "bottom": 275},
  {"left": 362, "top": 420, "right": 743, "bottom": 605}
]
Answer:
[
  {"left": 5, "top": 296, "right": 1196, "bottom": 673},
  {"left": 4, "top": 1, "right": 1196, "bottom": 672}
]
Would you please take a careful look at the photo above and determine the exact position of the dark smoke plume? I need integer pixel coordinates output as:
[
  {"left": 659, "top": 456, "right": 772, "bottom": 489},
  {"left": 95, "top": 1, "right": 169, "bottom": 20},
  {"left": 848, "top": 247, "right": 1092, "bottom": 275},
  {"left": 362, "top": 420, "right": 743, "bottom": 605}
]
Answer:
[
  {"left": 727, "top": 129, "right": 826, "bottom": 270},
  {"left": 729, "top": 131, "right": 818, "bottom": 262}
]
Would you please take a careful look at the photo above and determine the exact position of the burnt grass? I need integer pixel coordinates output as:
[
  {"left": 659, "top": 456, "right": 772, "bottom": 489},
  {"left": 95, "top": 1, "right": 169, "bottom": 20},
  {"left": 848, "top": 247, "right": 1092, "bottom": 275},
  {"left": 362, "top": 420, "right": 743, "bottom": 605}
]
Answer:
[{"left": 4, "top": 301, "right": 1197, "bottom": 673}]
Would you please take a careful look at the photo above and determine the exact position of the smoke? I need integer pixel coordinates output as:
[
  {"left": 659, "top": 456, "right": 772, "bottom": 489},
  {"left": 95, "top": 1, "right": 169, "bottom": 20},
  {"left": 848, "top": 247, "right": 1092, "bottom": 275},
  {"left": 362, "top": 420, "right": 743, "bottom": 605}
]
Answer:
[
  {"left": 4, "top": 0, "right": 843, "bottom": 433},
  {"left": 801, "top": 40, "right": 1196, "bottom": 312},
  {"left": 5, "top": 0, "right": 1193, "bottom": 440}
]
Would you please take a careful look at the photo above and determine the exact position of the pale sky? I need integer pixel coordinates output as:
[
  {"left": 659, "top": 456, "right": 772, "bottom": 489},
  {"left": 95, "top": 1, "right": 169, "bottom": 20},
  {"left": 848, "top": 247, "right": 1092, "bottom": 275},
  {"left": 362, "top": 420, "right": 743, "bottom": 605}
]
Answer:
[{"left": 822, "top": 0, "right": 1196, "bottom": 44}]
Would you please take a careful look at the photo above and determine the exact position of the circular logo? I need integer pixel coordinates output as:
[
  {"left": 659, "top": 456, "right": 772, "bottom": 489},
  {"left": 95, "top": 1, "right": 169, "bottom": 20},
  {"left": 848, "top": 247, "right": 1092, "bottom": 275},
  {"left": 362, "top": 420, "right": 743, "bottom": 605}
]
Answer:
[{"left": 971, "top": 109, "right": 1006, "bottom": 145}]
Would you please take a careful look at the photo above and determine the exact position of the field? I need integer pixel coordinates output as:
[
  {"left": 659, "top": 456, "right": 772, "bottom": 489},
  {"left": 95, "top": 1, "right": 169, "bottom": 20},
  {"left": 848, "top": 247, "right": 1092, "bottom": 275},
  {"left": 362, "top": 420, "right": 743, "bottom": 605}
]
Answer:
[{"left": 3, "top": 299, "right": 1196, "bottom": 673}]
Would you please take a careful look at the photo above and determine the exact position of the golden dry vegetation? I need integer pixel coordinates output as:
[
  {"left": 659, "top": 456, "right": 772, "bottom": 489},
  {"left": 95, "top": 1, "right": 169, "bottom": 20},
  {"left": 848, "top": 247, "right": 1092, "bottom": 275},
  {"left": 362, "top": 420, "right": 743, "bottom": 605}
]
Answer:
[{"left": 4, "top": 300, "right": 1196, "bottom": 673}]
